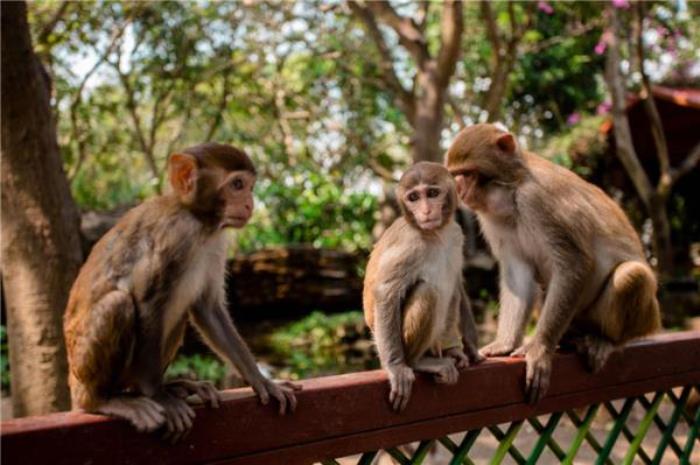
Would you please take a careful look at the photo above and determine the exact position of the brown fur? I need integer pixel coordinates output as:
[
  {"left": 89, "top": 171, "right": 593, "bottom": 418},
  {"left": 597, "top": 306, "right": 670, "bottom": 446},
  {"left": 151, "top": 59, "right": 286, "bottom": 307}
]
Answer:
[
  {"left": 363, "top": 162, "right": 481, "bottom": 411},
  {"left": 64, "top": 143, "right": 299, "bottom": 438},
  {"left": 446, "top": 124, "right": 661, "bottom": 403}
]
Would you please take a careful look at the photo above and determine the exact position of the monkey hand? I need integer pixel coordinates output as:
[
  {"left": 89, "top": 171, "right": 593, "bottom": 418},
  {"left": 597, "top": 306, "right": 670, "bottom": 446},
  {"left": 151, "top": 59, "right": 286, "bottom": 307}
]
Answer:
[
  {"left": 155, "top": 393, "right": 196, "bottom": 444},
  {"left": 432, "top": 360, "right": 459, "bottom": 385},
  {"left": 387, "top": 364, "right": 415, "bottom": 412},
  {"left": 252, "top": 378, "right": 301, "bottom": 415},
  {"left": 520, "top": 342, "right": 553, "bottom": 404},
  {"left": 164, "top": 379, "right": 221, "bottom": 408},
  {"left": 444, "top": 347, "right": 471, "bottom": 369},
  {"left": 479, "top": 339, "right": 518, "bottom": 357}
]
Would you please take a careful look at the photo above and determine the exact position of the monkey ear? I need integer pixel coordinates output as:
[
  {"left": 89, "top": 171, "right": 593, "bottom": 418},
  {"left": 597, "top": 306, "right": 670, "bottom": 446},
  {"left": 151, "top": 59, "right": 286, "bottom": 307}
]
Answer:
[
  {"left": 496, "top": 133, "right": 517, "bottom": 154},
  {"left": 168, "top": 153, "right": 198, "bottom": 202}
]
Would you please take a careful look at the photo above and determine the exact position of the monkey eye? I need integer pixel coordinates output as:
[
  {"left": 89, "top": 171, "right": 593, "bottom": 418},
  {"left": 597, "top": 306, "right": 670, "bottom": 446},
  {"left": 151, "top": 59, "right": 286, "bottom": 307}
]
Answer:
[
  {"left": 407, "top": 192, "right": 419, "bottom": 202},
  {"left": 427, "top": 188, "right": 440, "bottom": 198},
  {"left": 230, "top": 178, "right": 244, "bottom": 190}
]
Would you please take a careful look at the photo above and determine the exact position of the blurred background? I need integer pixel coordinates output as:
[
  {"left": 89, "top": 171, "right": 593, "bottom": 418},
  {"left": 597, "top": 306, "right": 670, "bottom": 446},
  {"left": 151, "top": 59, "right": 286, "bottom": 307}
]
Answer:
[{"left": 1, "top": 0, "right": 698, "bottom": 422}]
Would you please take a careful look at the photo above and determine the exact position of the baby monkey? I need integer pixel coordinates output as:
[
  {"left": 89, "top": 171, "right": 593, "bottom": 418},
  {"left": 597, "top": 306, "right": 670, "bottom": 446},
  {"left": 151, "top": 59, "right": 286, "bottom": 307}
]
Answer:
[
  {"left": 446, "top": 124, "right": 661, "bottom": 403},
  {"left": 64, "top": 143, "right": 300, "bottom": 441},
  {"left": 364, "top": 162, "right": 482, "bottom": 412}
]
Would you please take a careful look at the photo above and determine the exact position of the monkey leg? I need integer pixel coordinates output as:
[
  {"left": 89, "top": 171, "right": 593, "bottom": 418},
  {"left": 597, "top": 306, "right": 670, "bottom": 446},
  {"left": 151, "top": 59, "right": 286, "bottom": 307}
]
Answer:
[
  {"left": 579, "top": 261, "right": 661, "bottom": 372},
  {"left": 68, "top": 290, "right": 166, "bottom": 433},
  {"left": 413, "top": 357, "right": 459, "bottom": 385},
  {"left": 401, "top": 282, "right": 438, "bottom": 365},
  {"left": 480, "top": 259, "right": 537, "bottom": 357}
]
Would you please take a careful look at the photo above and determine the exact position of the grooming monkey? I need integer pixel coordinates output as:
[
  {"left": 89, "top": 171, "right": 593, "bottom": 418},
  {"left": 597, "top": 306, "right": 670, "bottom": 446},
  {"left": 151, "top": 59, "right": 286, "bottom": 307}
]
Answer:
[
  {"left": 446, "top": 124, "right": 661, "bottom": 403},
  {"left": 364, "top": 162, "right": 483, "bottom": 411},
  {"left": 64, "top": 143, "right": 300, "bottom": 440}
]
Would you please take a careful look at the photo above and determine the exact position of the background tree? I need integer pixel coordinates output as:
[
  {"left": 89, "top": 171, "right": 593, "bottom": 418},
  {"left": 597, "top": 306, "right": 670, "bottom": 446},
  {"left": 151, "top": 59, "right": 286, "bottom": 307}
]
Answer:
[
  {"left": 1, "top": 1, "right": 82, "bottom": 416},
  {"left": 347, "top": 0, "right": 464, "bottom": 163},
  {"left": 605, "top": 2, "right": 700, "bottom": 279}
]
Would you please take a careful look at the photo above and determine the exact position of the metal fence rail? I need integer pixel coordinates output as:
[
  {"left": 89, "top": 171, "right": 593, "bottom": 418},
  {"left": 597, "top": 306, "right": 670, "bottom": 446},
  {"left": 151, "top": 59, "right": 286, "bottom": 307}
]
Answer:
[{"left": 2, "top": 332, "right": 699, "bottom": 465}]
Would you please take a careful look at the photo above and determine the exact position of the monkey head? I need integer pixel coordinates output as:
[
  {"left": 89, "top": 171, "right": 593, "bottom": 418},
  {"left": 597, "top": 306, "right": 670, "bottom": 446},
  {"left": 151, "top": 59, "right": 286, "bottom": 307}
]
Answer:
[
  {"left": 397, "top": 162, "right": 457, "bottom": 232},
  {"left": 168, "top": 142, "right": 256, "bottom": 228},
  {"left": 445, "top": 124, "right": 528, "bottom": 212}
]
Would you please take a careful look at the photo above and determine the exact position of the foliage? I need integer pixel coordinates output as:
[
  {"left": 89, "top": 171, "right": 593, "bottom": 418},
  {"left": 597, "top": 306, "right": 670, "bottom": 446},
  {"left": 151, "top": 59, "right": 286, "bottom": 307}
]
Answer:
[
  {"left": 165, "top": 353, "right": 227, "bottom": 388},
  {"left": 539, "top": 114, "right": 608, "bottom": 177},
  {"left": 266, "top": 311, "right": 377, "bottom": 380},
  {"left": 509, "top": 2, "right": 606, "bottom": 134},
  {"left": 1, "top": 325, "right": 9, "bottom": 393},
  {"left": 237, "top": 168, "right": 377, "bottom": 253}
]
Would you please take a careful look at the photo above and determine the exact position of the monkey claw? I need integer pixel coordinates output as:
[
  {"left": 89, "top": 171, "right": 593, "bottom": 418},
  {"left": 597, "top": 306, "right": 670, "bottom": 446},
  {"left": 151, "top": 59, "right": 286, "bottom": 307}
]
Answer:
[{"left": 3, "top": 332, "right": 699, "bottom": 465}]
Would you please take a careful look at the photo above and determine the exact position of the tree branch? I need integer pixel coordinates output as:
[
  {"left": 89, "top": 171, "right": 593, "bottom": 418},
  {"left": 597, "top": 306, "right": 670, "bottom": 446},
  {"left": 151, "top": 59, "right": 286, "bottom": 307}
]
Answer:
[
  {"left": 36, "top": 1, "right": 70, "bottom": 47},
  {"left": 605, "top": 7, "right": 654, "bottom": 207},
  {"left": 671, "top": 141, "right": 700, "bottom": 184},
  {"left": 365, "top": 0, "right": 430, "bottom": 66},
  {"left": 347, "top": 1, "right": 415, "bottom": 120},
  {"left": 480, "top": 1, "right": 501, "bottom": 55},
  {"left": 436, "top": 0, "right": 463, "bottom": 87},
  {"left": 635, "top": 2, "right": 672, "bottom": 197}
]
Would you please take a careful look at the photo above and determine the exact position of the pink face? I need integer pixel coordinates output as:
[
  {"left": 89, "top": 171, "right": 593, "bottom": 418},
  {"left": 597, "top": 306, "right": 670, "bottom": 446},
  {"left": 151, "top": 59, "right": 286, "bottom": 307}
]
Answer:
[
  {"left": 403, "top": 183, "right": 448, "bottom": 231},
  {"left": 217, "top": 170, "right": 256, "bottom": 228}
]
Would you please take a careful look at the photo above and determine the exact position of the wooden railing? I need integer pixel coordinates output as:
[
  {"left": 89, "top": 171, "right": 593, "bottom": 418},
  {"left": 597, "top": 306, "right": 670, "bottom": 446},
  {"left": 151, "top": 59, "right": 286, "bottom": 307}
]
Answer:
[{"left": 2, "top": 331, "right": 699, "bottom": 465}]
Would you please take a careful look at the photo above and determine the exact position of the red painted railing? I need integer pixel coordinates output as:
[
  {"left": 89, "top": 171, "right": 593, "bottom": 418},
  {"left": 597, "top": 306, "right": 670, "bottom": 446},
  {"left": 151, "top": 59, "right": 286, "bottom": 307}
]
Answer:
[{"left": 2, "top": 331, "right": 699, "bottom": 465}]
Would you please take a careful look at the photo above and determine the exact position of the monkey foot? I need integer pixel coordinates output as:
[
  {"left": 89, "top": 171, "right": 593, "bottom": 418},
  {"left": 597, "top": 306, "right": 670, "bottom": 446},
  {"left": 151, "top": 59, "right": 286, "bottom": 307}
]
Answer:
[
  {"left": 164, "top": 379, "right": 221, "bottom": 408},
  {"left": 156, "top": 393, "right": 196, "bottom": 444},
  {"left": 479, "top": 340, "right": 518, "bottom": 357},
  {"left": 573, "top": 335, "right": 616, "bottom": 373},
  {"left": 95, "top": 396, "right": 166, "bottom": 433},
  {"left": 444, "top": 347, "right": 471, "bottom": 369}
]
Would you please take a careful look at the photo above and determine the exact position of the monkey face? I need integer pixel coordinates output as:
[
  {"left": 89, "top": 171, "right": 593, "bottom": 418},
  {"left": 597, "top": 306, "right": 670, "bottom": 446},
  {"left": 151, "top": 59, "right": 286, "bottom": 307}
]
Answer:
[
  {"left": 216, "top": 170, "right": 256, "bottom": 229},
  {"left": 402, "top": 183, "right": 451, "bottom": 231},
  {"left": 445, "top": 124, "right": 525, "bottom": 213}
]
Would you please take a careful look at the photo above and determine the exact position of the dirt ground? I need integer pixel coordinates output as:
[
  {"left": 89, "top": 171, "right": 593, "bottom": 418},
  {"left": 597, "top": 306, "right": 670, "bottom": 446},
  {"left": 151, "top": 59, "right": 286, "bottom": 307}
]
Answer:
[{"left": 329, "top": 397, "right": 699, "bottom": 465}]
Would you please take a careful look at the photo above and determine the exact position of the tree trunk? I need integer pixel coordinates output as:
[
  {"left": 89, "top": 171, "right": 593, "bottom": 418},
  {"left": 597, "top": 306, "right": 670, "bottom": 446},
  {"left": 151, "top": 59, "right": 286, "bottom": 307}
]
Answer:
[
  {"left": 648, "top": 194, "right": 674, "bottom": 278},
  {"left": 484, "top": 55, "right": 513, "bottom": 123},
  {"left": 411, "top": 67, "right": 444, "bottom": 163},
  {"left": 1, "top": 1, "right": 82, "bottom": 416}
]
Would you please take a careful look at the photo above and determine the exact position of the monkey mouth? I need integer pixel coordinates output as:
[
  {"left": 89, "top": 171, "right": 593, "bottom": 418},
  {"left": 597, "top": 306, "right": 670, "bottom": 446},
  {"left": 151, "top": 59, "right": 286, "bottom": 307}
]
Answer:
[
  {"left": 417, "top": 218, "right": 442, "bottom": 230},
  {"left": 220, "top": 216, "right": 250, "bottom": 229}
]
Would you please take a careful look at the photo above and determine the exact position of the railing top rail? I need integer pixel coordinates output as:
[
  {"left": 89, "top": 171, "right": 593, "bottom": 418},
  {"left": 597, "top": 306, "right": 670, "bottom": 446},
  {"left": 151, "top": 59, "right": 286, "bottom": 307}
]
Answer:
[{"left": 2, "top": 331, "right": 699, "bottom": 465}]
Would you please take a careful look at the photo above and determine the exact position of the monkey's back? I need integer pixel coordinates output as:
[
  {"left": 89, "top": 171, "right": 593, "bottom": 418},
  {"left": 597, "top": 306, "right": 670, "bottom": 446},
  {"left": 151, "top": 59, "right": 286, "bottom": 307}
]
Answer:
[
  {"left": 522, "top": 152, "right": 645, "bottom": 260},
  {"left": 63, "top": 196, "right": 195, "bottom": 354}
]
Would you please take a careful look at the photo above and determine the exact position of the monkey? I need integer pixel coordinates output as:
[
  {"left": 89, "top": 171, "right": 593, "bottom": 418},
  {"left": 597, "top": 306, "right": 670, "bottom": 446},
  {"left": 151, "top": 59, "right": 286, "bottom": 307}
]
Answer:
[
  {"left": 445, "top": 123, "right": 661, "bottom": 404},
  {"left": 363, "top": 162, "right": 483, "bottom": 412},
  {"left": 64, "top": 143, "right": 301, "bottom": 441}
]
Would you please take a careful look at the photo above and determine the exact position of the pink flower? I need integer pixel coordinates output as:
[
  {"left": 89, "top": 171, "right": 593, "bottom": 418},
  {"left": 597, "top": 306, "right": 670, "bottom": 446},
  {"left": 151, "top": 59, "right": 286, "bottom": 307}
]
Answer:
[
  {"left": 594, "top": 41, "right": 607, "bottom": 55},
  {"left": 537, "top": 1, "right": 554, "bottom": 14},
  {"left": 594, "top": 31, "right": 613, "bottom": 55},
  {"left": 597, "top": 101, "right": 612, "bottom": 115},
  {"left": 567, "top": 112, "right": 581, "bottom": 125},
  {"left": 611, "top": 0, "right": 630, "bottom": 9}
]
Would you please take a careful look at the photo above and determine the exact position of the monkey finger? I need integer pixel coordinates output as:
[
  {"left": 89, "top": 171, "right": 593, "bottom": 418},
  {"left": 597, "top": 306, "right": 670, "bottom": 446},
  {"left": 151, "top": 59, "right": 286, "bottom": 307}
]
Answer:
[
  {"left": 279, "top": 380, "right": 303, "bottom": 391},
  {"left": 257, "top": 387, "right": 270, "bottom": 405},
  {"left": 275, "top": 390, "right": 288, "bottom": 415},
  {"left": 399, "top": 389, "right": 411, "bottom": 412},
  {"left": 390, "top": 384, "right": 403, "bottom": 411},
  {"left": 199, "top": 385, "right": 221, "bottom": 408},
  {"left": 510, "top": 345, "right": 527, "bottom": 358},
  {"left": 285, "top": 389, "right": 297, "bottom": 413}
]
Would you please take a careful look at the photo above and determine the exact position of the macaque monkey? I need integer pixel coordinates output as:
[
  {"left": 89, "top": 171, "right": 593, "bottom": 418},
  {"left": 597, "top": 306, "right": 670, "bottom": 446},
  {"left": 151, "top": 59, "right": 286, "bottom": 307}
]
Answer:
[
  {"left": 363, "top": 162, "right": 483, "bottom": 412},
  {"left": 64, "top": 143, "right": 300, "bottom": 441},
  {"left": 446, "top": 124, "right": 661, "bottom": 403}
]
